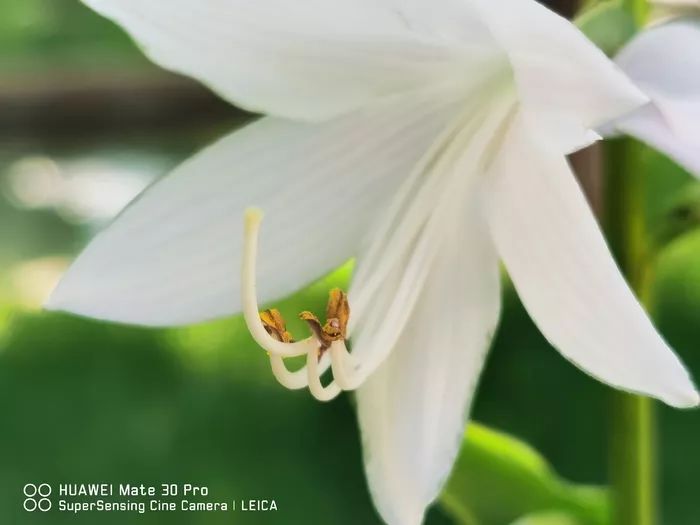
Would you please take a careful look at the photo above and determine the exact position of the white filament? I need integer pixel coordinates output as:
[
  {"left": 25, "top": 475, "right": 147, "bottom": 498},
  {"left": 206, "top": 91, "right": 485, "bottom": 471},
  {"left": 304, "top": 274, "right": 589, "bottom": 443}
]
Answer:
[
  {"left": 307, "top": 347, "right": 342, "bottom": 402},
  {"left": 270, "top": 353, "right": 331, "bottom": 390},
  {"left": 330, "top": 340, "right": 362, "bottom": 390}
]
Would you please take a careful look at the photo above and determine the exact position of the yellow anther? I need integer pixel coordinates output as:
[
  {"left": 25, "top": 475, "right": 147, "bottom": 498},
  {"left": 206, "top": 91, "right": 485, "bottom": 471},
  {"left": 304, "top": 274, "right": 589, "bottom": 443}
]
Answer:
[
  {"left": 325, "top": 288, "right": 350, "bottom": 339},
  {"left": 260, "top": 309, "right": 294, "bottom": 343},
  {"left": 299, "top": 289, "right": 350, "bottom": 349}
]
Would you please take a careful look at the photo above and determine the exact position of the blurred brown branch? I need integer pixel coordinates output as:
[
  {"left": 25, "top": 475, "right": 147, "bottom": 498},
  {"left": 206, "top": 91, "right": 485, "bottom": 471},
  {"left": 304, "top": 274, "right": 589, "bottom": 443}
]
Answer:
[
  {"left": 0, "top": 69, "right": 244, "bottom": 138},
  {"left": 547, "top": 0, "right": 581, "bottom": 17}
]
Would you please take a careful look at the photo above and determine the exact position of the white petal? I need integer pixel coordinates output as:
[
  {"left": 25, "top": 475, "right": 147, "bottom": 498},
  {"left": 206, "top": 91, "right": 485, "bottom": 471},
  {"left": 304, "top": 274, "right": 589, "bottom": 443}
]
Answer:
[
  {"left": 347, "top": 91, "right": 517, "bottom": 384},
  {"left": 613, "top": 19, "right": 700, "bottom": 176},
  {"left": 82, "top": 0, "right": 479, "bottom": 120},
  {"left": 47, "top": 93, "right": 462, "bottom": 326},
  {"left": 356, "top": 202, "right": 501, "bottom": 525},
  {"left": 616, "top": 19, "right": 700, "bottom": 98},
  {"left": 616, "top": 104, "right": 700, "bottom": 176},
  {"left": 483, "top": 115, "right": 699, "bottom": 409},
  {"left": 470, "top": 0, "right": 647, "bottom": 152},
  {"left": 387, "top": 0, "right": 499, "bottom": 43}
]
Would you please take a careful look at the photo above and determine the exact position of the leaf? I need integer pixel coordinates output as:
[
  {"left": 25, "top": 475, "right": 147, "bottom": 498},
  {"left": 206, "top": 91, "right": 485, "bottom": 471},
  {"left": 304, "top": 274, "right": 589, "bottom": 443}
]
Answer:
[
  {"left": 575, "top": 0, "right": 637, "bottom": 56},
  {"left": 651, "top": 183, "right": 700, "bottom": 251},
  {"left": 439, "top": 423, "right": 609, "bottom": 525},
  {"left": 510, "top": 511, "right": 588, "bottom": 525}
]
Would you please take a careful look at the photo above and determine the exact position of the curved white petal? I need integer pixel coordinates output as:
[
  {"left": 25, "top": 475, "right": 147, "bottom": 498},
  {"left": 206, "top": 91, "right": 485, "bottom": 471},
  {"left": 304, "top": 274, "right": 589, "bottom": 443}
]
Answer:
[
  {"left": 470, "top": 0, "right": 647, "bottom": 152},
  {"left": 612, "top": 19, "right": 700, "bottom": 176},
  {"left": 47, "top": 92, "right": 462, "bottom": 326},
  {"left": 483, "top": 115, "right": 699, "bottom": 409},
  {"left": 81, "top": 0, "right": 482, "bottom": 120},
  {"left": 616, "top": 104, "right": 700, "bottom": 176},
  {"left": 388, "top": 0, "right": 499, "bottom": 43},
  {"left": 356, "top": 202, "right": 501, "bottom": 525}
]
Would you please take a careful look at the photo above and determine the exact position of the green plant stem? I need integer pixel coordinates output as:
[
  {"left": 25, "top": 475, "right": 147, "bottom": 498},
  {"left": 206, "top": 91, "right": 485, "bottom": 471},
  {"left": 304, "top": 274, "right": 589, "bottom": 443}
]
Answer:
[
  {"left": 622, "top": 0, "right": 649, "bottom": 26},
  {"left": 604, "top": 138, "right": 657, "bottom": 525}
]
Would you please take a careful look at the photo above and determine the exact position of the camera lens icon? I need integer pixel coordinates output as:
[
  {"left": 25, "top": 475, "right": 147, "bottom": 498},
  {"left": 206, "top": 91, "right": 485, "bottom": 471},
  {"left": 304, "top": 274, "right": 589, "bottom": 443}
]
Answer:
[{"left": 23, "top": 484, "right": 52, "bottom": 512}]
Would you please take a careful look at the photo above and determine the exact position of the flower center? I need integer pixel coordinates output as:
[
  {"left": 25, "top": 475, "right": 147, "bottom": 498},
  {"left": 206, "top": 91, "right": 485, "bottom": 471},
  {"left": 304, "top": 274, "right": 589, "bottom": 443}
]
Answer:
[{"left": 241, "top": 208, "right": 360, "bottom": 402}]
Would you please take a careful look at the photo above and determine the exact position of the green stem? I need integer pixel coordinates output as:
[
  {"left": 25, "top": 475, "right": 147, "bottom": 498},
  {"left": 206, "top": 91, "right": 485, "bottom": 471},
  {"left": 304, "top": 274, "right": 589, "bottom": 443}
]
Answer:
[
  {"left": 604, "top": 138, "right": 657, "bottom": 525},
  {"left": 622, "top": 0, "right": 649, "bottom": 27}
]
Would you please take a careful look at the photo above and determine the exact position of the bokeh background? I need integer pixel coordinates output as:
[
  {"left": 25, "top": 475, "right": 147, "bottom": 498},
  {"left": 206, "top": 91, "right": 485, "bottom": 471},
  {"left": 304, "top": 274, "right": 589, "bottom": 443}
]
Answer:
[{"left": 0, "top": 1, "right": 698, "bottom": 524}]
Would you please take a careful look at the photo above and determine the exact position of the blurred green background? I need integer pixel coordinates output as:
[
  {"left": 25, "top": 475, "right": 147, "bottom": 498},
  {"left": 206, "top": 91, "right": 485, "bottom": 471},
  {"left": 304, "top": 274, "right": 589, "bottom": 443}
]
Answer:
[{"left": 0, "top": 1, "right": 698, "bottom": 524}]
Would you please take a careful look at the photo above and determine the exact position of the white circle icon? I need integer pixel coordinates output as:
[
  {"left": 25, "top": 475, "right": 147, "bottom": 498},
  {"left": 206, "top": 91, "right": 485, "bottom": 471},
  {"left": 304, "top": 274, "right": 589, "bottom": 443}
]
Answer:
[{"left": 23, "top": 483, "right": 52, "bottom": 512}]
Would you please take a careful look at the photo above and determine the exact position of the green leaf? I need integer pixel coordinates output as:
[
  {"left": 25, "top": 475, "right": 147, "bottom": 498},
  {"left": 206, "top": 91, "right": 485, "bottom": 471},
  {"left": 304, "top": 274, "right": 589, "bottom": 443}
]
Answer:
[
  {"left": 575, "top": 0, "right": 637, "bottom": 56},
  {"left": 439, "top": 423, "right": 609, "bottom": 525},
  {"left": 510, "top": 511, "right": 588, "bottom": 525},
  {"left": 651, "top": 183, "right": 700, "bottom": 251}
]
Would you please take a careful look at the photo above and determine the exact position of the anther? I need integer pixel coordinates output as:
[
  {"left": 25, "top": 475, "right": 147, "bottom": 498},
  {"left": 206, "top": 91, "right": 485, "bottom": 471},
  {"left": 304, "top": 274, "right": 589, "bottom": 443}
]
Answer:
[
  {"left": 299, "top": 288, "right": 350, "bottom": 351},
  {"left": 300, "top": 289, "right": 359, "bottom": 391},
  {"left": 260, "top": 309, "right": 294, "bottom": 343}
]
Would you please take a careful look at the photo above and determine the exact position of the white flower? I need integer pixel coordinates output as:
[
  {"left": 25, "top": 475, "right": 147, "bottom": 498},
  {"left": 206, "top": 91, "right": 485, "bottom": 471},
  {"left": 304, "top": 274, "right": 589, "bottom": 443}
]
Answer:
[
  {"left": 606, "top": 1, "right": 700, "bottom": 175},
  {"left": 47, "top": 1, "right": 699, "bottom": 524}
]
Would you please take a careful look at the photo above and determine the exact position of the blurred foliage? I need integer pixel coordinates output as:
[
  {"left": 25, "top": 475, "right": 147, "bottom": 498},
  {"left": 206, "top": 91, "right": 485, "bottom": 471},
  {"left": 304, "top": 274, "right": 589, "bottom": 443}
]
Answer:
[
  {"left": 575, "top": 0, "right": 637, "bottom": 56},
  {"left": 649, "top": 173, "right": 700, "bottom": 251},
  {"left": 0, "top": 0, "right": 148, "bottom": 71},
  {"left": 0, "top": 308, "right": 382, "bottom": 525},
  {"left": 511, "top": 512, "right": 588, "bottom": 525},
  {"left": 441, "top": 425, "right": 607, "bottom": 525}
]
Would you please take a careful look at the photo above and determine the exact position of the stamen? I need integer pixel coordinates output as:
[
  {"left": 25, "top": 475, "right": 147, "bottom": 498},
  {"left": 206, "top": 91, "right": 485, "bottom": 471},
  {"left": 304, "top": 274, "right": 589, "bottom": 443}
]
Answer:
[
  {"left": 257, "top": 308, "right": 307, "bottom": 389},
  {"left": 298, "top": 289, "right": 359, "bottom": 390},
  {"left": 325, "top": 288, "right": 350, "bottom": 340},
  {"left": 306, "top": 346, "right": 342, "bottom": 402},
  {"left": 299, "top": 288, "right": 349, "bottom": 350},
  {"left": 242, "top": 208, "right": 317, "bottom": 358},
  {"left": 241, "top": 209, "right": 357, "bottom": 402},
  {"left": 298, "top": 311, "right": 327, "bottom": 348},
  {"left": 330, "top": 340, "right": 361, "bottom": 390},
  {"left": 260, "top": 309, "right": 293, "bottom": 343},
  {"left": 269, "top": 348, "right": 333, "bottom": 390},
  {"left": 299, "top": 289, "right": 354, "bottom": 400}
]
